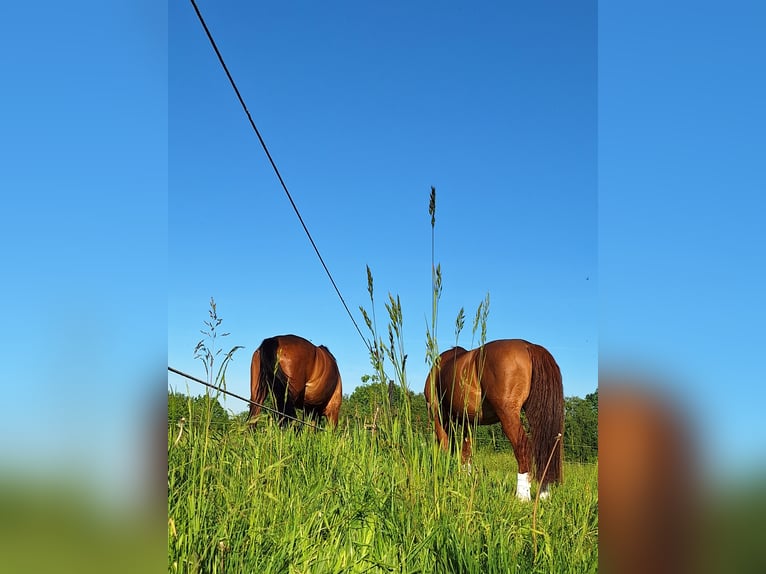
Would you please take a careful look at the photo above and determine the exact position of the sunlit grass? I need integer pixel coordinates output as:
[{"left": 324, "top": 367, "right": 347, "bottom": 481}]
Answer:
[{"left": 168, "top": 415, "right": 597, "bottom": 573}]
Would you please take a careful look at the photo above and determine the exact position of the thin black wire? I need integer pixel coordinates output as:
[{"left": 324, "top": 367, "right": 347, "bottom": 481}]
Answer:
[
  {"left": 168, "top": 366, "right": 325, "bottom": 432},
  {"left": 188, "top": 0, "right": 369, "bottom": 350}
]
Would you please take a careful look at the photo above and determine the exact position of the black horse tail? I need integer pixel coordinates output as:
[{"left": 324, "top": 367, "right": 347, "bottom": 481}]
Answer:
[
  {"left": 249, "top": 336, "right": 285, "bottom": 423},
  {"left": 260, "top": 336, "right": 282, "bottom": 383},
  {"left": 524, "top": 343, "right": 564, "bottom": 486}
]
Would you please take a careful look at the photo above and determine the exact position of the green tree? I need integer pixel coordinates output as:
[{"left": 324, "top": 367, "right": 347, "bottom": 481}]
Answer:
[
  {"left": 341, "top": 382, "right": 431, "bottom": 438},
  {"left": 563, "top": 390, "right": 598, "bottom": 463},
  {"left": 168, "top": 391, "right": 229, "bottom": 428},
  {"left": 468, "top": 390, "right": 599, "bottom": 462},
  {"left": 408, "top": 392, "right": 431, "bottom": 438},
  {"left": 341, "top": 381, "right": 395, "bottom": 425}
]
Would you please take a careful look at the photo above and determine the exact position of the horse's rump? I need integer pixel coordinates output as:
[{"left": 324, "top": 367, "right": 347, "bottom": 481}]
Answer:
[
  {"left": 424, "top": 338, "right": 564, "bottom": 493},
  {"left": 249, "top": 334, "right": 342, "bottom": 427}
]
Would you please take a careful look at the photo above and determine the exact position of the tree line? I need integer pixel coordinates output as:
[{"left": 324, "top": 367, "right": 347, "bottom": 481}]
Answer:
[
  {"left": 336, "top": 382, "right": 598, "bottom": 463},
  {"left": 167, "top": 384, "right": 598, "bottom": 463}
]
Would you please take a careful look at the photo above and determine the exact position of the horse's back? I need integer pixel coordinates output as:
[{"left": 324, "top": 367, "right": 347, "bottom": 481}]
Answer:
[
  {"left": 429, "top": 339, "right": 535, "bottom": 420},
  {"left": 484, "top": 338, "right": 532, "bottom": 355},
  {"left": 483, "top": 339, "right": 534, "bottom": 375},
  {"left": 441, "top": 339, "right": 532, "bottom": 381},
  {"left": 481, "top": 340, "right": 534, "bottom": 407},
  {"left": 267, "top": 333, "right": 313, "bottom": 353}
]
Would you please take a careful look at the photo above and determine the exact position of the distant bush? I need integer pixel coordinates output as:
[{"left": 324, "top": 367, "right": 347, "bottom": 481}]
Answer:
[
  {"left": 167, "top": 391, "right": 229, "bottom": 427},
  {"left": 563, "top": 390, "right": 598, "bottom": 463}
]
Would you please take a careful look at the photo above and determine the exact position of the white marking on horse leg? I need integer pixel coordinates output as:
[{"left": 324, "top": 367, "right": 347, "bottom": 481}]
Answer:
[
  {"left": 516, "top": 472, "right": 531, "bottom": 501},
  {"left": 539, "top": 483, "right": 550, "bottom": 500},
  {"left": 461, "top": 462, "right": 472, "bottom": 474}
]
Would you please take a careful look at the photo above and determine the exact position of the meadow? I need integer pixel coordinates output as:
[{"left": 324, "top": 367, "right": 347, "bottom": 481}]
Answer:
[
  {"left": 167, "top": 407, "right": 598, "bottom": 573},
  {"left": 168, "top": 191, "right": 597, "bottom": 572}
]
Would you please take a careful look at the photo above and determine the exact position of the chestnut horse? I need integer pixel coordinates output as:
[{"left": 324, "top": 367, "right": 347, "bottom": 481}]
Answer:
[
  {"left": 425, "top": 339, "right": 564, "bottom": 500},
  {"left": 249, "top": 334, "right": 342, "bottom": 428}
]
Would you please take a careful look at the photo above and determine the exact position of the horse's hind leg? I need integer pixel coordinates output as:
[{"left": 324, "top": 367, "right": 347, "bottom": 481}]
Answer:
[
  {"left": 497, "top": 407, "right": 533, "bottom": 501},
  {"left": 323, "top": 379, "right": 343, "bottom": 429},
  {"left": 432, "top": 413, "right": 450, "bottom": 451}
]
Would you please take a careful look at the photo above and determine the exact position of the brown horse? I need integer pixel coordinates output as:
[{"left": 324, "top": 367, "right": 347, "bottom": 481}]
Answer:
[
  {"left": 424, "top": 339, "right": 564, "bottom": 500},
  {"left": 249, "top": 334, "right": 343, "bottom": 428}
]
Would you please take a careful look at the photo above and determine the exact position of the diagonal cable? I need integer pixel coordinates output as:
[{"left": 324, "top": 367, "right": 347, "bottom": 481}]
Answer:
[
  {"left": 189, "top": 0, "right": 369, "bottom": 350},
  {"left": 168, "top": 365, "right": 324, "bottom": 431}
]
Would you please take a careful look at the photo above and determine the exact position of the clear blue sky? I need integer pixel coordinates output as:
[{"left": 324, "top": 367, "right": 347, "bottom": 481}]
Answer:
[
  {"left": 1, "top": 1, "right": 167, "bottom": 501},
  {"left": 168, "top": 1, "right": 598, "bottom": 414},
  {"left": 600, "top": 2, "right": 766, "bottom": 475}
]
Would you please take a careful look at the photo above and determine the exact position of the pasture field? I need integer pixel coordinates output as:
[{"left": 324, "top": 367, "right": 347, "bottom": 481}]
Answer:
[{"left": 167, "top": 412, "right": 598, "bottom": 573}]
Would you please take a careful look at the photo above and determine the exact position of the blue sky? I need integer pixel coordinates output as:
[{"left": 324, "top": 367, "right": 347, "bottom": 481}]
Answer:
[
  {"left": 1, "top": 1, "right": 167, "bottom": 500},
  {"left": 600, "top": 1, "right": 766, "bottom": 474},
  {"left": 169, "top": 1, "right": 598, "bottom": 413}
]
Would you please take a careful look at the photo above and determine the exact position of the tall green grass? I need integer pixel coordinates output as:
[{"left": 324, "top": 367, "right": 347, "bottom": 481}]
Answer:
[{"left": 168, "top": 416, "right": 597, "bottom": 573}]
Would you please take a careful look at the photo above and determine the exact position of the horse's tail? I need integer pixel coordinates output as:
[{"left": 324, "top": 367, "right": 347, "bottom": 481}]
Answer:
[
  {"left": 249, "top": 336, "right": 283, "bottom": 424},
  {"left": 249, "top": 347, "right": 264, "bottom": 424},
  {"left": 524, "top": 343, "right": 564, "bottom": 486}
]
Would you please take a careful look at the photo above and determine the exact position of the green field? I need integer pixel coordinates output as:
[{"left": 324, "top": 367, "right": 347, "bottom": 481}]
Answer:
[{"left": 168, "top": 411, "right": 597, "bottom": 573}]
